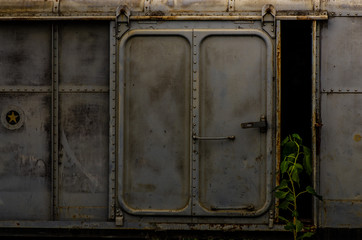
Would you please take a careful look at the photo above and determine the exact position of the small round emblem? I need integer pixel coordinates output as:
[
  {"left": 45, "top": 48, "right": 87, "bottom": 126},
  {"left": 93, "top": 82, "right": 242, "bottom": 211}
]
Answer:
[{"left": 1, "top": 106, "right": 25, "bottom": 130}]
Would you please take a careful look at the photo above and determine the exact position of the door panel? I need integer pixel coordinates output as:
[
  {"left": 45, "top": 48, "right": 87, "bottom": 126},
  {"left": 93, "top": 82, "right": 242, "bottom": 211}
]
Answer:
[
  {"left": 199, "top": 35, "right": 267, "bottom": 212},
  {"left": 119, "top": 31, "right": 192, "bottom": 214}
]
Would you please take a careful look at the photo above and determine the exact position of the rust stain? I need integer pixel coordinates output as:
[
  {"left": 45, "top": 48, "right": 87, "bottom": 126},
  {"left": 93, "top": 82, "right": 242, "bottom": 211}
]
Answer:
[{"left": 354, "top": 134, "right": 361, "bottom": 142}]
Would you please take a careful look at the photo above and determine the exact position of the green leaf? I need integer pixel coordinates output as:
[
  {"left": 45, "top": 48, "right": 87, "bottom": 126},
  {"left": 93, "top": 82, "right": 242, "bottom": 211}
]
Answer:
[
  {"left": 306, "top": 186, "right": 323, "bottom": 200},
  {"left": 296, "top": 219, "right": 303, "bottom": 232},
  {"left": 303, "top": 146, "right": 312, "bottom": 175},
  {"left": 295, "top": 163, "right": 303, "bottom": 171},
  {"left": 281, "top": 160, "right": 289, "bottom": 174},
  {"left": 281, "top": 136, "right": 290, "bottom": 147},
  {"left": 292, "top": 168, "right": 300, "bottom": 184},
  {"left": 278, "top": 215, "right": 289, "bottom": 223},
  {"left": 278, "top": 200, "right": 290, "bottom": 210},
  {"left": 286, "top": 193, "right": 295, "bottom": 202},
  {"left": 292, "top": 133, "right": 302, "bottom": 144},
  {"left": 275, "top": 179, "right": 289, "bottom": 191},
  {"left": 275, "top": 190, "right": 289, "bottom": 199},
  {"left": 284, "top": 222, "right": 295, "bottom": 232},
  {"left": 297, "top": 232, "right": 315, "bottom": 240}
]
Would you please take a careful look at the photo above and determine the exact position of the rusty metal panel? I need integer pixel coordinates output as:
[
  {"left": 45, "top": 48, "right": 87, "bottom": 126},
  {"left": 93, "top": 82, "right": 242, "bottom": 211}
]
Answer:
[
  {"left": 0, "top": 0, "right": 53, "bottom": 14},
  {"left": 0, "top": 22, "right": 52, "bottom": 86},
  {"left": 119, "top": 31, "right": 192, "bottom": 214},
  {"left": 58, "top": 93, "right": 109, "bottom": 221},
  {"left": 195, "top": 30, "right": 272, "bottom": 216},
  {"left": 59, "top": 22, "right": 109, "bottom": 87},
  {"left": 0, "top": 94, "right": 51, "bottom": 220},
  {"left": 59, "top": 0, "right": 143, "bottom": 15},
  {"left": 235, "top": 0, "right": 314, "bottom": 12}
]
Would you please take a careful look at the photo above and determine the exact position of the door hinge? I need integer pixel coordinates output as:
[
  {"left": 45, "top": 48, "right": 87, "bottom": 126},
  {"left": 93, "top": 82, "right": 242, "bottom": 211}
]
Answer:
[
  {"left": 269, "top": 210, "right": 274, "bottom": 228},
  {"left": 262, "top": 4, "right": 276, "bottom": 38},
  {"left": 115, "top": 208, "right": 124, "bottom": 226},
  {"left": 116, "top": 5, "right": 131, "bottom": 39}
]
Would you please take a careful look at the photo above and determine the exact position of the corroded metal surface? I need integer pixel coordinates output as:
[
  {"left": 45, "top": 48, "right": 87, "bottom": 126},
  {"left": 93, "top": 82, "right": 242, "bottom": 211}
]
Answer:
[{"left": 0, "top": 0, "right": 351, "bottom": 19}]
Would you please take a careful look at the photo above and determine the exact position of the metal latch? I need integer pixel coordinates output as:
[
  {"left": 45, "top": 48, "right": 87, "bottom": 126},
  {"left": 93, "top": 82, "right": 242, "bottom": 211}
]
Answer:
[
  {"left": 193, "top": 135, "right": 235, "bottom": 140},
  {"left": 241, "top": 115, "right": 267, "bottom": 133}
]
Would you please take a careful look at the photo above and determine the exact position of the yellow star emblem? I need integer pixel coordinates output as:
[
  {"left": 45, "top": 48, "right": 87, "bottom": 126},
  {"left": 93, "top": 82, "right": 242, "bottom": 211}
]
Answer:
[{"left": 7, "top": 111, "right": 18, "bottom": 124}]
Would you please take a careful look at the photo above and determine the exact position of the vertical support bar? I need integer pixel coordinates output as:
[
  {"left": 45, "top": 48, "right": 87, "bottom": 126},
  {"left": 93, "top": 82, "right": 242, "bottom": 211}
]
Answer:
[
  {"left": 191, "top": 30, "right": 200, "bottom": 216},
  {"left": 51, "top": 23, "right": 59, "bottom": 220},
  {"left": 275, "top": 19, "right": 282, "bottom": 222},
  {"left": 312, "top": 20, "right": 321, "bottom": 227},
  {"left": 109, "top": 21, "right": 117, "bottom": 220}
]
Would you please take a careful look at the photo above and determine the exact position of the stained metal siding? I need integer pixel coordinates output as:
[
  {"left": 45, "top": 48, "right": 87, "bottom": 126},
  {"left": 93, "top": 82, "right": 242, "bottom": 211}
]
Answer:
[
  {"left": 120, "top": 32, "right": 191, "bottom": 213},
  {"left": 0, "top": 23, "right": 52, "bottom": 220},
  {"left": 320, "top": 17, "right": 362, "bottom": 228},
  {"left": 57, "top": 22, "right": 110, "bottom": 221}
]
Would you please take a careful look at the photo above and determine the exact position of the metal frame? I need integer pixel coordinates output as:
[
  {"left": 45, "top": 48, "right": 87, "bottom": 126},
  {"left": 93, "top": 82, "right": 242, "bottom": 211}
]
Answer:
[
  {"left": 109, "top": 21, "right": 117, "bottom": 221},
  {"left": 312, "top": 20, "right": 321, "bottom": 227},
  {"left": 51, "top": 23, "right": 60, "bottom": 220}
]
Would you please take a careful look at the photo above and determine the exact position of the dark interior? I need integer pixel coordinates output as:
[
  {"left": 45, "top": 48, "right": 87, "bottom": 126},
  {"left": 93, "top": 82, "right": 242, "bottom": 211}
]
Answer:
[{"left": 281, "top": 21, "right": 313, "bottom": 221}]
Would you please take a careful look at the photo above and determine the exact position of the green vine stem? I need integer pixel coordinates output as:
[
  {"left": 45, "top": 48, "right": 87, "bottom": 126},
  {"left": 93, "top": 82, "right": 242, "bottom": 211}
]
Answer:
[{"left": 274, "top": 134, "right": 322, "bottom": 240}]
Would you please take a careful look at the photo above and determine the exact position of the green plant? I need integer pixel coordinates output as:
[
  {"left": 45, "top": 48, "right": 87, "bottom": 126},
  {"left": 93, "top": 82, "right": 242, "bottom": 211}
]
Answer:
[{"left": 274, "top": 134, "right": 322, "bottom": 240}]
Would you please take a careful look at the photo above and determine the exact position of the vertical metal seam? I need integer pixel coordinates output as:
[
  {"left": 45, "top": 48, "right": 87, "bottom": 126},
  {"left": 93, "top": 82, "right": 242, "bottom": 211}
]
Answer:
[
  {"left": 274, "top": 19, "right": 282, "bottom": 223},
  {"left": 191, "top": 30, "right": 200, "bottom": 216},
  {"left": 312, "top": 20, "right": 320, "bottom": 228},
  {"left": 109, "top": 21, "right": 117, "bottom": 220},
  {"left": 51, "top": 23, "right": 59, "bottom": 220}
]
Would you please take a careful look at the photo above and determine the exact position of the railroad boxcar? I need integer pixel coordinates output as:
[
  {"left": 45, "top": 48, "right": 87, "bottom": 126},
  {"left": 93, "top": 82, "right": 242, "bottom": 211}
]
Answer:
[{"left": 0, "top": 0, "right": 361, "bottom": 238}]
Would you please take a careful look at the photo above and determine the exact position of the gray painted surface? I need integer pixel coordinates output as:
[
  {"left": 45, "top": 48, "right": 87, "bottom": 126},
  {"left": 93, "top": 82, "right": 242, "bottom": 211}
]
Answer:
[
  {"left": 198, "top": 34, "right": 267, "bottom": 214},
  {"left": 120, "top": 33, "right": 191, "bottom": 213},
  {"left": 0, "top": 94, "right": 51, "bottom": 220},
  {"left": 320, "top": 17, "right": 362, "bottom": 228}
]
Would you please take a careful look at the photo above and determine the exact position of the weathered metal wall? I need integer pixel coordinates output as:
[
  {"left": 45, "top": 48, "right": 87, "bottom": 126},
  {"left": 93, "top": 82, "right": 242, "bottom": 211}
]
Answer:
[
  {"left": 0, "top": 22, "right": 110, "bottom": 222},
  {"left": 0, "top": 23, "right": 52, "bottom": 220},
  {"left": 319, "top": 17, "right": 362, "bottom": 228},
  {"left": 0, "top": 0, "right": 359, "bottom": 17}
]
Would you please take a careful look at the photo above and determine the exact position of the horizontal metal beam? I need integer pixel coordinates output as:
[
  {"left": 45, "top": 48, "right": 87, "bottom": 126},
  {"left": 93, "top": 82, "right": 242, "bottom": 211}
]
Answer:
[
  {"left": 0, "top": 14, "right": 328, "bottom": 21},
  {"left": 0, "top": 16, "right": 115, "bottom": 21}
]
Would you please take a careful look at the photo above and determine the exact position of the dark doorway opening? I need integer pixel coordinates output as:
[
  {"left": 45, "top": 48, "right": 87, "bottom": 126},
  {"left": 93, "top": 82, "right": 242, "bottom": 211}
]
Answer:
[{"left": 281, "top": 21, "right": 313, "bottom": 221}]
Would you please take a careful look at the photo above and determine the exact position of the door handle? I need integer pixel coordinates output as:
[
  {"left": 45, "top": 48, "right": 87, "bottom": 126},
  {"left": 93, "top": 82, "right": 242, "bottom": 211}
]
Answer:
[
  {"left": 193, "top": 135, "right": 235, "bottom": 140},
  {"left": 241, "top": 115, "right": 267, "bottom": 133}
]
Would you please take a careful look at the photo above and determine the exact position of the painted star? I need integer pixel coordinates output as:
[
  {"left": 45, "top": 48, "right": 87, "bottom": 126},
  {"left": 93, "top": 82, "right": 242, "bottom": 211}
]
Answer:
[{"left": 7, "top": 111, "right": 18, "bottom": 124}]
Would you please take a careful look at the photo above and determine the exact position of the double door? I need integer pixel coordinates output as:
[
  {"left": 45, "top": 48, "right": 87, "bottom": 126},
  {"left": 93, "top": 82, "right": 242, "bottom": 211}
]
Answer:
[{"left": 118, "top": 28, "right": 273, "bottom": 217}]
